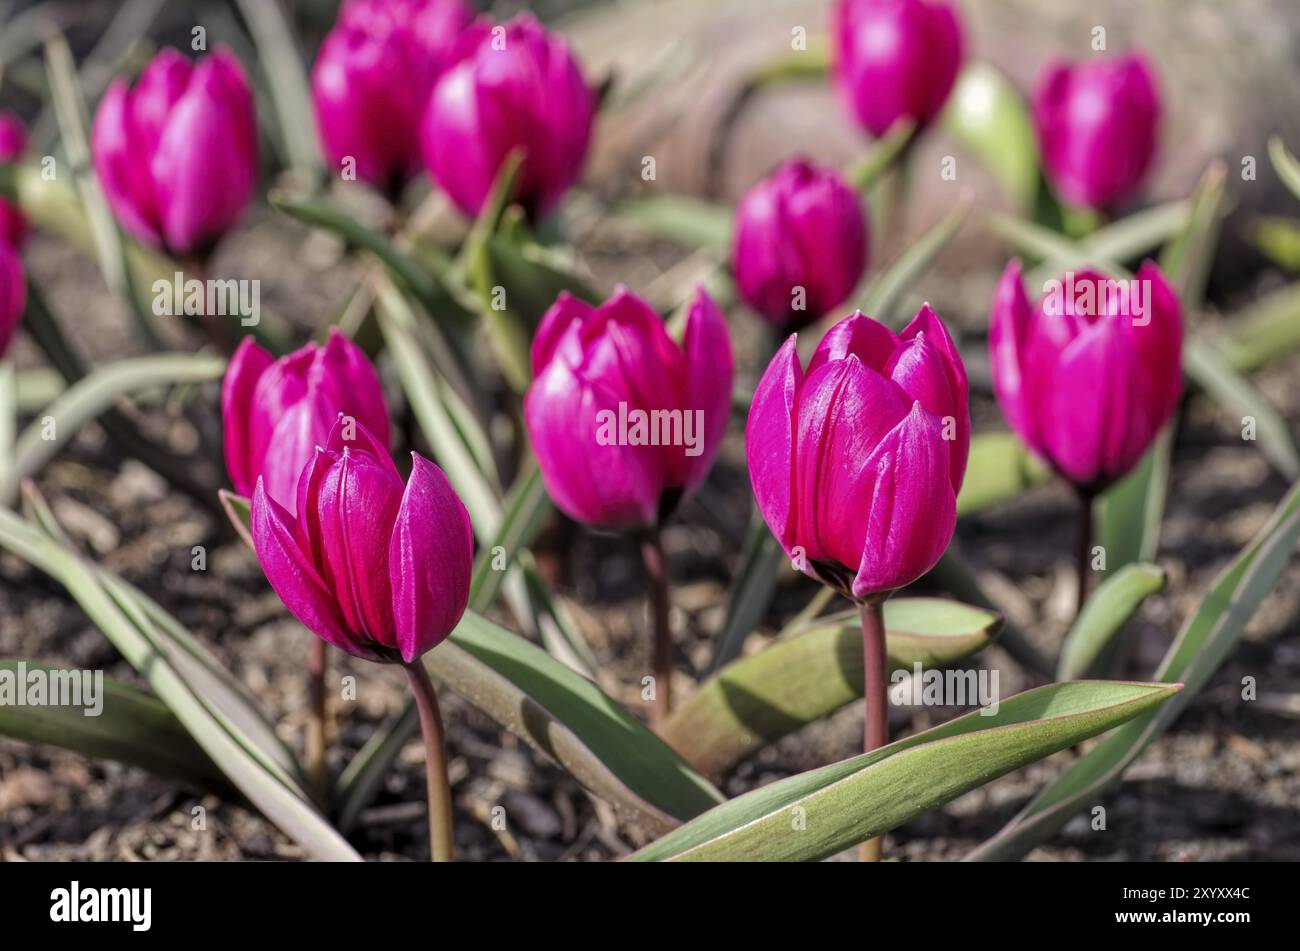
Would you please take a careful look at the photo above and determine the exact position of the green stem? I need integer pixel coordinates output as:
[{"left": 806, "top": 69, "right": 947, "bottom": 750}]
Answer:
[
  {"left": 642, "top": 527, "right": 673, "bottom": 731},
  {"left": 859, "top": 597, "right": 889, "bottom": 862}
]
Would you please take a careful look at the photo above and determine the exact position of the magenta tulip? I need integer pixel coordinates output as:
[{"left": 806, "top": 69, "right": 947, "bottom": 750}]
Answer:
[
  {"left": 251, "top": 416, "right": 472, "bottom": 664},
  {"left": 732, "top": 158, "right": 868, "bottom": 328},
  {"left": 0, "top": 238, "right": 25, "bottom": 357},
  {"left": 222, "top": 329, "right": 390, "bottom": 513},
  {"left": 747, "top": 305, "right": 968, "bottom": 601},
  {"left": 831, "top": 0, "right": 963, "bottom": 138},
  {"left": 524, "top": 286, "right": 733, "bottom": 531},
  {"left": 421, "top": 13, "right": 595, "bottom": 219},
  {"left": 92, "top": 48, "right": 258, "bottom": 257},
  {"left": 1032, "top": 54, "right": 1160, "bottom": 210},
  {"left": 989, "top": 260, "right": 1182, "bottom": 492},
  {"left": 312, "top": 0, "right": 472, "bottom": 192},
  {"left": 0, "top": 111, "right": 28, "bottom": 247}
]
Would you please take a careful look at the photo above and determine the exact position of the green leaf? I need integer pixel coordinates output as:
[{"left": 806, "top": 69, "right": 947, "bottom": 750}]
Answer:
[
  {"left": 0, "top": 353, "right": 226, "bottom": 503},
  {"left": 847, "top": 119, "right": 917, "bottom": 193},
  {"left": 612, "top": 196, "right": 733, "bottom": 251},
  {"left": 1099, "top": 426, "right": 1173, "bottom": 574},
  {"left": 633, "top": 680, "right": 1180, "bottom": 861},
  {"left": 706, "top": 514, "right": 788, "bottom": 674},
  {"left": 1250, "top": 214, "right": 1300, "bottom": 272},
  {"left": 468, "top": 461, "right": 550, "bottom": 611},
  {"left": 1024, "top": 199, "right": 1192, "bottom": 288},
  {"left": 1184, "top": 338, "right": 1300, "bottom": 479},
  {"left": 1159, "top": 162, "right": 1227, "bottom": 304},
  {"left": 1269, "top": 136, "right": 1300, "bottom": 204},
  {"left": 233, "top": 0, "right": 321, "bottom": 182},
  {"left": 858, "top": 196, "right": 972, "bottom": 325},
  {"left": 0, "top": 508, "right": 361, "bottom": 861},
  {"left": 0, "top": 660, "right": 228, "bottom": 794},
  {"left": 663, "top": 598, "right": 1003, "bottom": 777},
  {"left": 942, "top": 63, "right": 1040, "bottom": 212},
  {"left": 269, "top": 191, "right": 474, "bottom": 329},
  {"left": 1057, "top": 563, "right": 1166, "bottom": 681},
  {"left": 969, "top": 478, "right": 1300, "bottom": 860},
  {"left": 1223, "top": 280, "right": 1300, "bottom": 372},
  {"left": 956, "top": 432, "right": 1050, "bottom": 517}
]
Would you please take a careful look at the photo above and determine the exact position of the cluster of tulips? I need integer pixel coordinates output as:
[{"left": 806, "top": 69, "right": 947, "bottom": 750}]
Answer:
[{"left": 1, "top": 0, "right": 1294, "bottom": 864}]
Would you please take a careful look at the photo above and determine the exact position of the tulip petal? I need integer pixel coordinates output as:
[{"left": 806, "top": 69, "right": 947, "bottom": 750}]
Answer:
[
  {"left": 91, "top": 80, "right": 164, "bottom": 247},
  {"left": 389, "top": 453, "right": 474, "bottom": 662},
  {"left": 807, "top": 310, "right": 900, "bottom": 377},
  {"left": 891, "top": 304, "right": 969, "bottom": 488},
  {"left": 313, "top": 328, "right": 391, "bottom": 452},
  {"left": 989, "top": 260, "right": 1041, "bottom": 452},
  {"left": 221, "top": 337, "right": 275, "bottom": 496},
  {"left": 531, "top": 291, "right": 594, "bottom": 376},
  {"left": 681, "top": 287, "right": 734, "bottom": 492},
  {"left": 850, "top": 402, "right": 957, "bottom": 598},
  {"left": 252, "top": 478, "right": 380, "bottom": 661},
  {"left": 745, "top": 334, "right": 803, "bottom": 553},
  {"left": 0, "top": 240, "right": 26, "bottom": 358}
]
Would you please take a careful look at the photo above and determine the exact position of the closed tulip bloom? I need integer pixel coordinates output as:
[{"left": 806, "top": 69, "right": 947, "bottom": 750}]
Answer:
[
  {"left": 747, "top": 305, "right": 968, "bottom": 600},
  {"left": 421, "top": 14, "right": 594, "bottom": 219},
  {"left": 832, "top": 0, "right": 963, "bottom": 138},
  {"left": 0, "top": 238, "right": 25, "bottom": 357},
  {"left": 92, "top": 48, "right": 258, "bottom": 257},
  {"left": 252, "top": 417, "right": 472, "bottom": 663},
  {"left": 524, "top": 286, "right": 733, "bottom": 530},
  {"left": 222, "top": 329, "right": 390, "bottom": 513},
  {"left": 1032, "top": 54, "right": 1160, "bottom": 209},
  {"left": 732, "top": 158, "right": 868, "bottom": 328},
  {"left": 989, "top": 260, "right": 1182, "bottom": 491},
  {"left": 0, "top": 111, "right": 28, "bottom": 247},
  {"left": 312, "top": 0, "right": 472, "bottom": 192}
]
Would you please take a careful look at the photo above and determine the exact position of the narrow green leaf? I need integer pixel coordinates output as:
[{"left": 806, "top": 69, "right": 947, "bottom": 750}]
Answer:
[
  {"left": 1025, "top": 199, "right": 1191, "bottom": 288},
  {"left": 1099, "top": 425, "right": 1173, "bottom": 574},
  {"left": 634, "top": 680, "right": 1181, "bottom": 861},
  {"left": 1250, "top": 214, "right": 1300, "bottom": 272},
  {"left": 664, "top": 598, "right": 1003, "bottom": 777},
  {"left": 613, "top": 195, "right": 732, "bottom": 251},
  {"left": 942, "top": 63, "right": 1039, "bottom": 211},
  {"left": 468, "top": 461, "right": 550, "bottom": 611},
  {"left": 1, "top": 353, "right": 226, "bottom": 503},
  {"left": 1269, "top": 136, "right": 1300, "bottom": 203},
  {"left": 847, "top": 119, "right": 916, "bottom": 193},
  {"left": 0, "top": 660, "right": 228, "bottom": 793},
  {"left": 956, "top": 432, "right": 1050, "bottom": 517},
  {"left": 707, "top": 514, "right": 788, "bottom": 674},
  {"left": 858, "top": 196, "right": 971, "bottom": 325},
  {"left": 1184, "top": 338, "right": 1300, "bottom": 479},
  {"left": 1159, "top": 162, "right": 1226, "bottom": 304},
  {"left": 1223, "top": 280, "right": 1300, "bottom": 372},
  {"left": 969, "top": 478, "right": 1300, "bottom": 860},
  {"left": 1057, "top": 563, "right": 1166, "bottom": 681}
]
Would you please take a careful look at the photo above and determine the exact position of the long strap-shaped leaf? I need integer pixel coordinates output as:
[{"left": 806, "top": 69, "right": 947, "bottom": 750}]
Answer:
[
  {"left": 967, "top": 477, "right": 1300, "bottom": 860},
  {"left": 663, "top": 598, "right": 1003, "bottom": 776},
  {"left": 0, "top": 660, "right": 229, "bottom": 794},
  {"left": 1056, "top": 563, "right": 1166, "bottom": 681},
  {"left": 631, "top": 680, "right": 1180, "bottom": 861},
  {"left": 0, "top": 508, "right": 362, "bottom": 860}
]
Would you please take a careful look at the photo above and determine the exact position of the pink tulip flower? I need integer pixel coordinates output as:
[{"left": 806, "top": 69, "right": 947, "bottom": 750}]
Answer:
[
  {"left": 746, "top": 305, "right": 968, "bottom": 600},
  {"left": 831, "top": 0, "right": 964, "bottom": 138},
  {"left": 251, "top": 416, "right": 472, "bottom": 663},
  {"left": 524, "top": 286, "right": 733, "bottom": 530},
  {"left": 92, "top": 48, "right": 258, "bottom": 257},
  {"left": 420, "top": 13, "right": 594, "bottom": 219},
  {"left": 0, "top": 111, "right": 28, "bottom": 247},
  {"left": 1032, "top": 54, "right": 1160, "bottom": 210},
  {"left": 732, "top": 158, "right": 869, "bottom": 329},
  {"left": 222, "top": 329, "right": 390, "bottom": 513},
  {"left": 989, "top": 260, "right": 1182, "bottom": 491},
  {"left": 0, "top": 238, "right": 25, "bottom": 357},
  {"left": 312, "top": 0, "right": 473, "bottom": 192}
]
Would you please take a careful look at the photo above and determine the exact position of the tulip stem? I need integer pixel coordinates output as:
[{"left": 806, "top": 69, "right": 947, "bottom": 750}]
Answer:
[
  {"left": 642, "top": 528, "right": 673, "bottom": 731},
  {"left": 305, "top": 638, "right": 328, "bottom": 799},
  {"left": 404, "top": 661, "right": 455, "bottom": 862},
  {"left": 1075, "top": 489, "right": 1095, "bottom": 618},
  {"left": 859, "top": 597, "right": 889, "bottom": 863}
]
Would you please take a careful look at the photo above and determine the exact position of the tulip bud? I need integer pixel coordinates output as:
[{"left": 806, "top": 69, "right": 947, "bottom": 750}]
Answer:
[
  {"left": 989, "top": 260, "right": 1182, "bottom": 491},
  {"left": 0, "top": 238, "right": 25, "bottom": 358},
  {"left": 831, "top": 0, "right": 964, "bottom": 138},
  {"left": 312, "top": 0, "right": 473, "bottom": 192},
  {"left": 252, "top": 417, "right": 472, "bottom": 663},
  {"left": 0, "top": 111, "right": 29, "bottom": 247},
  {"left": 421, "top": 14, "right": 595, "bottom": 219},
  {"left": 222, "top": 329, "right": 390, "bottom": 513},
  {"left": 732, "top": 158, "right": 868, "bottom": 328},
  {"left": 524, "top": 286, "right": 733, "bottom": 529},
  {"left": 92, "top": 48, "right": 258, "bottom": 257},
  {"left": 1032, "top": 54, "right": 1160, "bottom": 210},
  {"left": 747, "top": 305, "right": 968, "bottom": 600}
]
